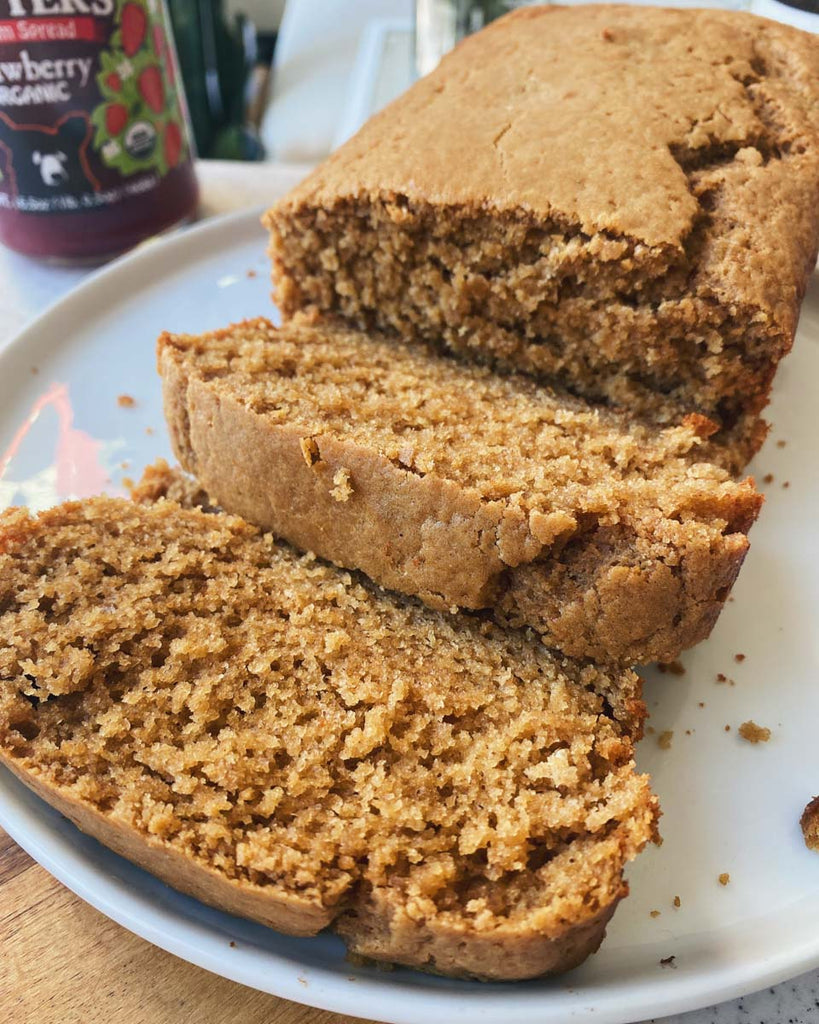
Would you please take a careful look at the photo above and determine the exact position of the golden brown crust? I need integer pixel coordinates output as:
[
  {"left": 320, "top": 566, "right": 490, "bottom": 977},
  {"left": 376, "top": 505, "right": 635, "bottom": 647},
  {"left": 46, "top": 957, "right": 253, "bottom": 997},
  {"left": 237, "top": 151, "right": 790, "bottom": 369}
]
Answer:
[
  {"left": 158, "top": 319, "right": 762, "bottom": 664},
  {"left": 159, "top": 347, "right": 506, "bottom": 609},
  {"left": 265, "top": 5, "right": 819, "bottom": 453},
  {"left": 274, "top": 6, "right": 819, "bottom": 248},
  {"left": 497, "top": 531, "right": 750, "bottom": 664},
  {"left": 0, "top": 756, "right": 332, "bottom": 935},
  {"left": 335, "top": 886, "right": 622, "bottom": 981}
]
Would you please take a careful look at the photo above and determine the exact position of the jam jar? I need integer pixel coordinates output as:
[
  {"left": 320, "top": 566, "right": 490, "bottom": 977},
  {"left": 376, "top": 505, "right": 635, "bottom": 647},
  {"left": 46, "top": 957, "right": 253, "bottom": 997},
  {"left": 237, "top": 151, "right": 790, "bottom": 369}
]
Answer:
[{"left": 0, "top": 0, "right": 198, "bottom": 262}]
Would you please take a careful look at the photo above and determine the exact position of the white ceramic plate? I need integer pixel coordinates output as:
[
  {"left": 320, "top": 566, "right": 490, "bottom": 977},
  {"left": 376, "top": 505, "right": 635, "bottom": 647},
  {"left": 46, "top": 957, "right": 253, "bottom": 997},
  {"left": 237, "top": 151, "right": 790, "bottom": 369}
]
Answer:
[{"left": 0, "top": 208, "right": 817, "bottom": 1024}]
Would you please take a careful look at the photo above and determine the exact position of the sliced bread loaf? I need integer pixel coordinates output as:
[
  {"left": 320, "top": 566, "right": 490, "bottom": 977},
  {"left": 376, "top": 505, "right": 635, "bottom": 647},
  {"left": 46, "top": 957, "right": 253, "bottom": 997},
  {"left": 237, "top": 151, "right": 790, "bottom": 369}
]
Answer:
[
  {"left": 0, "top": 493, "right": 656, "bottom": 980},
  {"left": 265, "top": 5, "right": 819, "bottom": 465},
  {"left": 159, "top": 318, "right": 762, "bottom": 665}
]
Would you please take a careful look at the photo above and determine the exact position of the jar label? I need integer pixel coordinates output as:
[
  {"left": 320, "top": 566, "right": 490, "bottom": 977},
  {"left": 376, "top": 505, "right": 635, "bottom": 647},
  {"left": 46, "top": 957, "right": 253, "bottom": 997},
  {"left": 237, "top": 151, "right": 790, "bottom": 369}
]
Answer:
[{"left": 0, "top": 0, "right": 191, "bottom": 217}]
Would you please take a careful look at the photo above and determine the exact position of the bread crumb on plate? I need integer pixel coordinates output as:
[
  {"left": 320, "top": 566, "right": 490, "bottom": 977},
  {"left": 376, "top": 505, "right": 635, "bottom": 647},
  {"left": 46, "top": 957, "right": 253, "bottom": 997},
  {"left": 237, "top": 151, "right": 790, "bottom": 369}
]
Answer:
[
  {"left": 800, "top": 797, "right": 819, "bottom": 851},
  {"left": 738, "top": 721, "right": 771, "bottom": 744}
]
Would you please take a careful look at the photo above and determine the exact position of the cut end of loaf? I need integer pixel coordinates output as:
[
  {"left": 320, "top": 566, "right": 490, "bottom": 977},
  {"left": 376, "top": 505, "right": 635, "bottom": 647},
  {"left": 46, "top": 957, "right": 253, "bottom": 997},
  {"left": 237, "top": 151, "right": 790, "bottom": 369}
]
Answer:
[
  {"left": 0, "top": 495, "right": 657, "bottom": 980},
  {"left": 265, "top": 5, "right": 819, "bottom": 458},
  {"left": 266, "top": 194, "right": 777, "bottom": 452}
]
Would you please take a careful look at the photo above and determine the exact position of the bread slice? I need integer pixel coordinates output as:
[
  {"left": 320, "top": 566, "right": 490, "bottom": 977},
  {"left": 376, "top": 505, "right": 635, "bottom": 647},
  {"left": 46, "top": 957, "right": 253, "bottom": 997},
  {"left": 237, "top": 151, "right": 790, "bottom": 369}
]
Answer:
[
  {"left": 265, "top": 5, "right": 819, "bottom": 466},
  {"left": 158, "top": 318, "right": 762, "bottom": 665},
  {"left": 0, "top": 493, "right": 657, "bottom": 980}
]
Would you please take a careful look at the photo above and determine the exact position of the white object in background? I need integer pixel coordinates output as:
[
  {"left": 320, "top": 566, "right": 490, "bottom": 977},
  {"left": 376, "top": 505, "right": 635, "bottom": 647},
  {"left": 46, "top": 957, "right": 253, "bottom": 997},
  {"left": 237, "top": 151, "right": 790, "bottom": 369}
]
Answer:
[
  {"left": 225, "top": 0, "right": 286, "bottom": 32},
  {"left": 751, "top": 0, "right": 818, "bottom": 30},
  {"left": 415, "top": 0, "right": 458, "bottom": 77},
  {"left": 261, "top": 0, "right": 412, "bottom": 162},
  {"left": 332, "top": 18, "right": 415, "bottom": 150}
]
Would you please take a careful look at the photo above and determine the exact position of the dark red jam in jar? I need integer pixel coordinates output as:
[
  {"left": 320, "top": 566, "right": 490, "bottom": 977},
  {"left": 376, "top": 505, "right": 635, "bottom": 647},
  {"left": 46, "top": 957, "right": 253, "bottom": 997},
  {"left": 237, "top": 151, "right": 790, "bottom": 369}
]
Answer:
[{"left": 0, "top": 0, "right": 198, "bottom": 261}]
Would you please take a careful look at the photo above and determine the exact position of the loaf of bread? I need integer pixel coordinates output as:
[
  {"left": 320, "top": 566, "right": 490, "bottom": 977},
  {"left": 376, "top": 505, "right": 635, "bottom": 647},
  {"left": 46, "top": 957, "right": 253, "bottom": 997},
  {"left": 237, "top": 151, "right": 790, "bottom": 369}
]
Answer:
[
  {"left": 0, "top": 494, "right": 657, "bottom": 980},
  {"left": 159, "top": 319, "right": 761, "bottom": 665},
  {"left": 265, "top": 4, "right": 819, "bottom": 466}
]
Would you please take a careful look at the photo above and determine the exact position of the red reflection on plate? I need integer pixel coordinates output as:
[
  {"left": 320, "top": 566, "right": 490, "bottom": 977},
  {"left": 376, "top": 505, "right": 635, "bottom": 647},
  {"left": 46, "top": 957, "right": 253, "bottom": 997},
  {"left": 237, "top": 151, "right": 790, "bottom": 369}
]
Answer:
[{"left": 1, "top": 383, "right": 109, "bottom": 499}]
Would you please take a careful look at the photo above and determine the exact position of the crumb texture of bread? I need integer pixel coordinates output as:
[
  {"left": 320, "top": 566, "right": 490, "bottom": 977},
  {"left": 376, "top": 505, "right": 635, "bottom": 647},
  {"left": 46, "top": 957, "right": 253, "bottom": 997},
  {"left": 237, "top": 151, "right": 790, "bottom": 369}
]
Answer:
[
  {"left": 801, "top": 797, "right": 819, "bottom": 852},
  {"left": 158, "top": 319, "right": 762, "bottom": 665},
  {"left": 0, "top": 496, "right": 657, "bottom": 980},
  {"left": 265, "top": 5, "right": 819, "bottom": 460}
]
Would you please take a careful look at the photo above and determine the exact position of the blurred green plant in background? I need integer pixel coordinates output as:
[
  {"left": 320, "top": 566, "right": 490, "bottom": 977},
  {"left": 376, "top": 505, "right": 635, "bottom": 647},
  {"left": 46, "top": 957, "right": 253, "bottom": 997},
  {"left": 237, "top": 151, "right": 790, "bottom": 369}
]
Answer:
[{"left": 168, "top": 0, "right": 265, "bottom": 160}]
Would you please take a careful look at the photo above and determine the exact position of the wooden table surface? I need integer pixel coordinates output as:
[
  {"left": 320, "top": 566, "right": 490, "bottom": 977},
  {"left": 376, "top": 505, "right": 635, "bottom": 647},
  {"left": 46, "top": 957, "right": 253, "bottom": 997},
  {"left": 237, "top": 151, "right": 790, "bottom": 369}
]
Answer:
[{"left": 0, "top": 827, "right": 374, "bottom": 1024}]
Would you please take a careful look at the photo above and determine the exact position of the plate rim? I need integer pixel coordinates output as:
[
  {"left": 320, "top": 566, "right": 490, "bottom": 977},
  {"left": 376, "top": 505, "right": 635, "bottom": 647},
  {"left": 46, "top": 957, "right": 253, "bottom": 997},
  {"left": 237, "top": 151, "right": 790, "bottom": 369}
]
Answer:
[
  {"left": 0, "top": 206, "right": 818, "bottom": 1024},
  {"left": 5, "top": 775, "right": 819, "bottom": 1024},
  {"left": 0, "top": 205, "right": 268, "bottom": 366}
]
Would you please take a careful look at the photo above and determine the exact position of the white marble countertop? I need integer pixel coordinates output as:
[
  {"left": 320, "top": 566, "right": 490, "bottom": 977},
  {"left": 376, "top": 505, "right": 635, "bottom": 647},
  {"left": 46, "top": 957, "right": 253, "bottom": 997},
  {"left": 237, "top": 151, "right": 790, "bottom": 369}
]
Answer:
[{"left": 1, "top": 158, "right": 816, "bottom": 1024}]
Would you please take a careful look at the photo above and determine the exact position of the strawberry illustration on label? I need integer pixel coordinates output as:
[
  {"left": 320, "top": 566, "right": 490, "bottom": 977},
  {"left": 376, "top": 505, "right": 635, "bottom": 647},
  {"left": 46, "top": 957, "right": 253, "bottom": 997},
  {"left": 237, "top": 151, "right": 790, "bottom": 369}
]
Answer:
[
  {"left": 105, "top": 104, "right": 128, "bottom": 135},
  {"left": 90, "top": 0, "right": 190, "bottom": 178},
  {"left": 121, "top": 3, "right": 148, "bottom": 57},
  {"left": 164, "top": 120, "right": 182, "bottom": 168},
  {"left": 152, "top": 24, "right": 166, "bottom": 58},
  {"left": 138, "top": 66, "right": 164, "bottom": 115}
]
